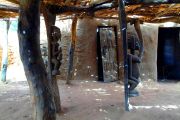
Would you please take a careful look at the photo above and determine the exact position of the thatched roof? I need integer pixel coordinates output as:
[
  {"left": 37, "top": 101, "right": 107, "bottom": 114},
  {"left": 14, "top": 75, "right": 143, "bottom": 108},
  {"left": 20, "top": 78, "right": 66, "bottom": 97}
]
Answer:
[{"left": 0, "top": 0, "right": 180, "bottom": 23}]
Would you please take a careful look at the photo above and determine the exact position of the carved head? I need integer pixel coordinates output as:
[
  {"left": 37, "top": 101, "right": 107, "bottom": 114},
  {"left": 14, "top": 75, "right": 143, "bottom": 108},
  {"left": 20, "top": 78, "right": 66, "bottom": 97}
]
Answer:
[{"left": 51, "top": 25, "right": 61, "bottom": 42}]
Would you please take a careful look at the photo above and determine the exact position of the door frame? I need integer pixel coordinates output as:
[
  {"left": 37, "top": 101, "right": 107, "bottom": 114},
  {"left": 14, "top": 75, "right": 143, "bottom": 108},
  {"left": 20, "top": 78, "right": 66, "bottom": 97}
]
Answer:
[{"left": 157, "top": 27, "right": 180, "bottom": 80}]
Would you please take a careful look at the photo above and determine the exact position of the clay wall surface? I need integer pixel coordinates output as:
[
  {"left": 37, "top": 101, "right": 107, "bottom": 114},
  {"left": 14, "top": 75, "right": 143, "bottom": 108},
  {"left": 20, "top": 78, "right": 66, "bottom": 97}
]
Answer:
[
  {"left": 1, "top": 19, "right": 179, "bottom": 81},
  {"left": 56, "top": 18, "right": 123, "bottom": 80},
  {"left": 57, "top": 19, "right": 179, "bottom": 81}
]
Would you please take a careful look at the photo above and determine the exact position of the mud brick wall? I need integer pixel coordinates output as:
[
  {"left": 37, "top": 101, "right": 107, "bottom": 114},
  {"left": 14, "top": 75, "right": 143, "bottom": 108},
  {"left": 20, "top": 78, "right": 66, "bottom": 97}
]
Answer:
[
  {"left": 56, "top": 19, "right": 161, "bottom": 81},
  {"left": 0, "top": 48, "right": 14, "bottom": 69}
]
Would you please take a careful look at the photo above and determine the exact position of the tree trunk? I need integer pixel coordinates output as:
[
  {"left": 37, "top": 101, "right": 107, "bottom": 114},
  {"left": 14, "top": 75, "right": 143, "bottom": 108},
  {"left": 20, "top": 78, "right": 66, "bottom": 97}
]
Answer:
[
  {"left": 52, "top": 77, "right": 61, "bottom": 113},
  {"left": 66, "top": 16, "right": 78, "bottom": 84},
  {"left": 1, "top": 19, "right": 10, "bottom": 83},
  {"left": 18, "top": 0, "right": 56, "bottom": 120},
  {"left": 42, "top": 3, "right": 61, "bottom": 113}
]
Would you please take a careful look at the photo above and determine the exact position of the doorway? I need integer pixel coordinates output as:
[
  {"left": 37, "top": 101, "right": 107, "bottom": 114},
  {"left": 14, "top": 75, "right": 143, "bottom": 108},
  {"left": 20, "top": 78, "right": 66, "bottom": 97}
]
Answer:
[
  {"left": 157, "top": 27, "right": 180, "bottom": 80},
  {"left": 96, "top": 26, "right": 118, "bottom": 82}
]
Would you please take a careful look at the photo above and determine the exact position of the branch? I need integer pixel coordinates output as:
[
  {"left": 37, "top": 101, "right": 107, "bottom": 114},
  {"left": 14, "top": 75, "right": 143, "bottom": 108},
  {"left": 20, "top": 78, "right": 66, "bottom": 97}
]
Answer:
[
  {"left": 150, "top": 16, "right": 180, "bottom": 23},
  {"left": 47, "top": 1, "right": 116, "bottom": 14},
  {"left": 0, "top": 4, "right": 19, "bottom": 13}
]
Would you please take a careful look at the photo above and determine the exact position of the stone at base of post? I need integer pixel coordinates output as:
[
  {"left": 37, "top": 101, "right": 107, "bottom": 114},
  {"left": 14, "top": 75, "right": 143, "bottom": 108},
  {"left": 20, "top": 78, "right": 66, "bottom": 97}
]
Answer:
[
  {"left": 66, "top": 74, "right": 72, "bottom": 85},
  {"left": 129, "top": 89, "right": 139, "bottom": 97}
]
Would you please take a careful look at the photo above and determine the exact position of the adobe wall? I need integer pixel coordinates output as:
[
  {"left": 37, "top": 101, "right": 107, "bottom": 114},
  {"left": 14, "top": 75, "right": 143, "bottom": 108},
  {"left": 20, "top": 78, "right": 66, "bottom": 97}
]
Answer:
[
  {"left": 136, "top": 24, "right": 159, "bottom": 81},
  {"left": 57, "top": 18, "right": 160, "bottom": 81},
  {"left": 1, "top": 19, "right": 178, "bottom": 81},
  {"left": 56, "top": 19, "right": 102, "bottom": 80}
]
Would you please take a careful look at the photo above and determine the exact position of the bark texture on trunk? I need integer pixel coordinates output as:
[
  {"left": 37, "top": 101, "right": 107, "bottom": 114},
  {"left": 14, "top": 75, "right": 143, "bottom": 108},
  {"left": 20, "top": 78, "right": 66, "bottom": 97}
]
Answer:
[
  {"left": 66, "top": 16, "right": 78, "bottom": 84},
  {"left": 42, "top": 3, "right": 61, "bottom": 113},
  {"left": 18, "top": 0, "right": 56, "bottom": 120},
  {"left": 51, "top": 76, "right": 61, "bottom": 113}
]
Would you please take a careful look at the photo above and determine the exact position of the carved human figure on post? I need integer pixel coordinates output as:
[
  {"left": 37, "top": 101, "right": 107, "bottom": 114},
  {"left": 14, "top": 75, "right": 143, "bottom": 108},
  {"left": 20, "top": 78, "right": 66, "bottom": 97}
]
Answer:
[
  {"left": 41, "top": 45, "right": 48, "bottom": 69},
  {"left": 127, "top": 22, "right": 144, "bottom": 97},
  {"left": 51, "top": 25, "right": 62, "bottom": 76},
  {"left": 128, "top": 53, "right": 141, "bottom": 97}
]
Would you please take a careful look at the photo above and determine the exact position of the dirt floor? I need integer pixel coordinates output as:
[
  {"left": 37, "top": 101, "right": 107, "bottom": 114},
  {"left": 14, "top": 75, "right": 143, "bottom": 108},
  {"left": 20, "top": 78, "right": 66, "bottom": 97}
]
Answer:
[{"left": 1, "top": 77, "right": 180, "bottom": 120}]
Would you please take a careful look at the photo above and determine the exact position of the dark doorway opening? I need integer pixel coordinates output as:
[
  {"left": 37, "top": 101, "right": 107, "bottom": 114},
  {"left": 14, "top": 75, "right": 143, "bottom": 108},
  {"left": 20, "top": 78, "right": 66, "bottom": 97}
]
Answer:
[
  {"left": 96, "top": 26, "right": 119, "bottom": 82},
  {"left": 157, "top": 27, "right": 180, "bottom": 80}
]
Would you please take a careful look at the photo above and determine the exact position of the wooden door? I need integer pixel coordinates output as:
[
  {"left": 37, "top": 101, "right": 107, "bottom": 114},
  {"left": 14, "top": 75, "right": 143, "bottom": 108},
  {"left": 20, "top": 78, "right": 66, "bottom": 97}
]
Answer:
[{"left": 97, "top": 26, "right": 118, "bottom": 82}]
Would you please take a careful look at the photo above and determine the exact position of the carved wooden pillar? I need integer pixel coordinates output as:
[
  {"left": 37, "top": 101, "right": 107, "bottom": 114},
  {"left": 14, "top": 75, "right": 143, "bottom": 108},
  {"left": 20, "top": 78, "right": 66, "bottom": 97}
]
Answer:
[
  {"left": 18, "top": 0, "right": 56, "bottom": 119},
  {"left": 118, "top": 0, "right": 129, "bottom": 111},
  {"left": 42, "top": 3, "right": 61, "bottom": 113}
]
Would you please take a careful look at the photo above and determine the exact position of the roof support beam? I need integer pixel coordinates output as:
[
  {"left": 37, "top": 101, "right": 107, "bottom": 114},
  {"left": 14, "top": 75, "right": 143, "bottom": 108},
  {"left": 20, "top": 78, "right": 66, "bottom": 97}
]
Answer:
[
  {"left": 0, "top": 4, "right": 19, "bottom": 13},
  {"left": 47, "top": 2, "right": 117, "bottom": 14},
  {"left": 151, "top": 16, "right": 180, "bottom": 23}
]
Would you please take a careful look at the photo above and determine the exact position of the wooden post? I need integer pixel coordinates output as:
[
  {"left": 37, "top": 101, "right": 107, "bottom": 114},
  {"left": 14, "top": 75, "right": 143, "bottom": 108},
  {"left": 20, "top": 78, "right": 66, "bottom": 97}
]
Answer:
[
  {"left": 42, "top": 4, "right": 61, "bottom": 113},
  {"left": 134, "top": 20, "right": 144, "bottom": 59},
  {"left": 118, "top": 0, "right": 129, "bottom": 111},
  {"left": 18, "top": 0, "right": 56, "bottom": 119},
  {"left": 66, "top": 16, "right": 78, "bottom": 84},
  {"left": 1, "top": 19, "right": 10, "bottom": 83}
]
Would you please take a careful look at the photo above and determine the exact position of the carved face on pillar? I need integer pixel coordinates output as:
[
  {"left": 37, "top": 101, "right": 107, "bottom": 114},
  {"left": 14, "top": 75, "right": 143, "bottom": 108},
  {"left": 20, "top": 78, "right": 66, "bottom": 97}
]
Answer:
[
  {"left": 50, "top": 25, "right": 62, "bottom": 76},
  {"left": 51, "top": 25, "right": 61, "bottom": 42},
  {"left": 127, "top": 32, "right": 140, "bottom": 54}
]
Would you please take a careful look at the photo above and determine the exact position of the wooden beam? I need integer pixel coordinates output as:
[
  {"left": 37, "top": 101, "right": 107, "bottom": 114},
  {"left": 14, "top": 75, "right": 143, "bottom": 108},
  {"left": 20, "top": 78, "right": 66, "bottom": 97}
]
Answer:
[
  {"left": 47, "top": 2, "right": 116, "bottom": 14},
  {"left": 0, "top": 4, "right": 19, "bottom": 13},
  {"left": 18, "top": 0, "right": 56, "bottom": 119},
  {"left": 150, "top": 16, "right": 180, "bottom": 23},
  {"left": 66, "top": 16, "right": 78, "bottom": 85}
]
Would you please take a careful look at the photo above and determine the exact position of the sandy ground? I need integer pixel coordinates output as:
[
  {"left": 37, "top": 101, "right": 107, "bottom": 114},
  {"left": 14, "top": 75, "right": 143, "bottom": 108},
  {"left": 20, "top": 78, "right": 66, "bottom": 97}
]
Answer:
[{"left": 0, "top": 78, "right": 180, "bottom": 120}]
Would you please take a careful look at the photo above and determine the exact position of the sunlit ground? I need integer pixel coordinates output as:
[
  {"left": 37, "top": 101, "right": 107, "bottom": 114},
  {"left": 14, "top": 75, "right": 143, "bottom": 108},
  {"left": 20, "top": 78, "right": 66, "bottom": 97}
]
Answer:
[{"left": 0, "top": 65, "right": 180, "bottom": 120}]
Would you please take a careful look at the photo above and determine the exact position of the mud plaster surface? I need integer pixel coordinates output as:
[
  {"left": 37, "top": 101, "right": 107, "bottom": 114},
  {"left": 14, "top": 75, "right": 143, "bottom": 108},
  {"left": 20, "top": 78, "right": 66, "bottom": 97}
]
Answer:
[
  {"left": 0, "top": 19, "right": 170, "bottom": 81},
  {"left": 56, "top": 19, "right": 162, "bottom": 81}
]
